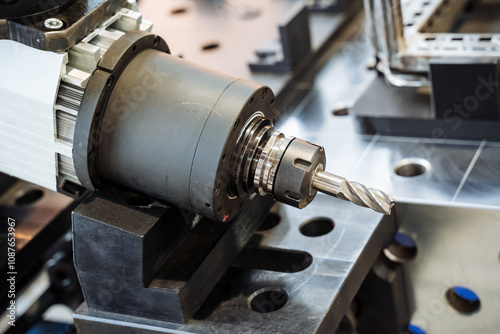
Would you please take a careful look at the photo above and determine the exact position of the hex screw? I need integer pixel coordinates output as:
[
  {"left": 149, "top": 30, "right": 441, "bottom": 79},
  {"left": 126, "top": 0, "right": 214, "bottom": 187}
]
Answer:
[{"left": 44, "top": 18, "right": 64, "bottom": 30}]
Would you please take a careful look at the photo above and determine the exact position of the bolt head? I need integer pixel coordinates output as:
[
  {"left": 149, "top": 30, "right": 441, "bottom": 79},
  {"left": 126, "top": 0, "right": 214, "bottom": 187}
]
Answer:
[{"left": 44, "top": 18, "right": 64, "bottom": 30}]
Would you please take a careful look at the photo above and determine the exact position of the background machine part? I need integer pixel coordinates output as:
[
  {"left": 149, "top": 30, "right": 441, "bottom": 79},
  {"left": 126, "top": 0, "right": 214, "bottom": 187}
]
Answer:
[
  {"left": 365, "top": 0, "right": 500, "bottom": 86},
  {"left": 354, "top": 0, "right": 500, "bottom": 139}
]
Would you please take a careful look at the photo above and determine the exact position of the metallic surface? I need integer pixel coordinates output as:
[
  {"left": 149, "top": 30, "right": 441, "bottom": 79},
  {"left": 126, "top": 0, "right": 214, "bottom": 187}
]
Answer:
[
  {"left": 0, "top": 6, "right": 153, "bottom": 199},
  {"left": 74, "top": 195, "right": 397, "bottom": 333},
  {"left": 253, "top": 131, "right": 291, "bottom": 196},
  {"left": 366, "top": 0, "right": 500, "bottom": 85},
  {"left": 0, "top": 0, "right": 74, "bottom": 19},
  {"left": 3, "top": 1, "right": 500, "bottom": 333},
  {"left": 73, "top": 31, "right": 168, "bottom": 191},
  {"left": 355, "top": 1, "right": 500, "bottom": 139},
  {"left": 229, "top": 115, "right": 393, "bottom": 214},
  {"left": 0, "top": 175, "right": 82, "bottom": 332},
  {"left": 0, "top": 0, "right": 128, "bottom": 51},
  {"left": 396, "top": 203, "right": 500, "bottom": 333},
  {"left": 274, "top": 17, "right": 500, "bottom": 332},
  {"left": 0, "top": 181, "right": 72, "bottom": 249},
  {"left": 137, "top": 0, "right": 362, "bottom": 94},
  {"left": 43, "top": 18, "right": 64, "bottom": 30},
  {"left": 312, "top": 170, "right": 395, "bottom": 215},
  {"left": 351, "top": 75, "right": 500, "bottom": 141},
  {"left": 230, "top": 116, "right": 288, "bottom": 198},
  {"left": 272, "top": 138, "right": 325, "bottom": 209},
  {"left": 73, "top": 8, "right": 500, "bottom": 331},
  {"left": 72, "top": 187, "right": 275, "bottom": 324},
  {"left": 248, "top": 4, "right": 312, "bottom": 72},
  {"left": 43, "top": 18, "right": 64, "bottom": 31}
]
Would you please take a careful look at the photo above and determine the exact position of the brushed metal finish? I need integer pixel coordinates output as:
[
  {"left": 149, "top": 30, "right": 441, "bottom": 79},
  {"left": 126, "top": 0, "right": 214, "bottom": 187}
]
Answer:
[
  {"left": 138, "top": 0, "right": 360, "bottom": 93},
  {"left": 396, "top": 203, "right": 500, "bottom": 333},
  {"left": 74, "top": 196, "right": 396, "bottom": 333},
  {"left": 277, "top": 21, "right": 500, "bottom": 333},
  {"left": 312, "top": 170, "right": 395, "bottom": 215}
]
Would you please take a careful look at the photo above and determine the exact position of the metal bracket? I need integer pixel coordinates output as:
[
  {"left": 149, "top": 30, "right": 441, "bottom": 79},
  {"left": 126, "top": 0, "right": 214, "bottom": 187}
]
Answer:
[
  {"left": 249, "top": 4, "right": 311, "bottom": 73},
  {"left": 72, "top": 187, "right": 274, "bottom": 324}
]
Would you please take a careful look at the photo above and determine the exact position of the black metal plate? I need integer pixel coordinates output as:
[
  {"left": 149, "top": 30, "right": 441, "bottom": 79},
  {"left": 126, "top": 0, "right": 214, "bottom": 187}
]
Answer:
[{"left": 1, "top": 0, "right": 127, "bottom": 50}]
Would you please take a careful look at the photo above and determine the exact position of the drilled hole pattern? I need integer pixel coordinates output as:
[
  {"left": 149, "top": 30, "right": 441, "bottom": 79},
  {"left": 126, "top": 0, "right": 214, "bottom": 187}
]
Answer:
[
  {"left": 384, "top": 232, "right": 418, "bottom": 263},
  {"left": 248, "top": 288, "right": 288, "bottom": 313},
  {"left": 300, "top": 218, "right": 334, "bottom": 237},
  {"left": 446, "top": 286, "right": 481, "bottom": 314},
  {"left": 394, "top": 158, "right": 429, "bottom": 177}
]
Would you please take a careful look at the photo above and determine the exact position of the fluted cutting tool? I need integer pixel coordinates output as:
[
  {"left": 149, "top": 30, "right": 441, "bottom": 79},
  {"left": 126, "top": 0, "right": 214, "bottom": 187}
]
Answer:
[{"left": 312, "top": 171, "right": 396, "bottom": 215}]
